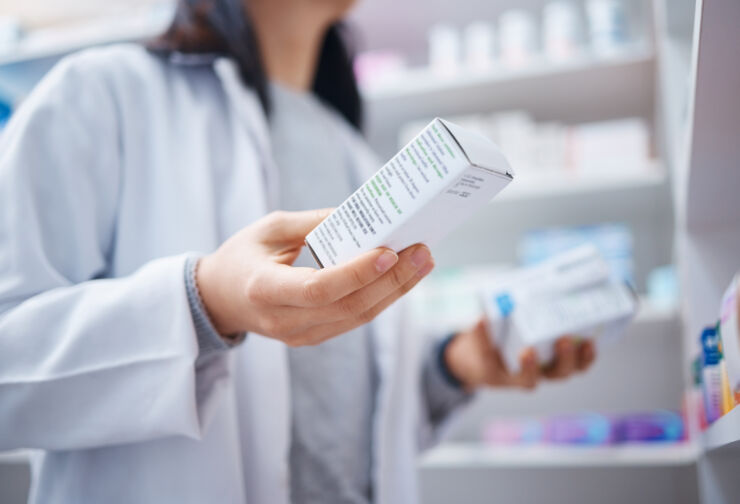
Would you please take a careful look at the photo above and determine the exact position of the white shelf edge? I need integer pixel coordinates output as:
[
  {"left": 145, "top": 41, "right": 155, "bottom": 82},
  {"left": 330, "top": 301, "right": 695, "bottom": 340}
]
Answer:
[
  {"left": 0, "top": 450, "right": 30, "bottom": 464},
  {"left": 419, "top": 442, "right": 699, "bottom": 469},
  {"left": 362, "top": 47, "right": 655, "bottom": 102},
  {"left": 492, "top": 163, "right": 666, "bottom": 203},
  {"left": 701, "top": 405, "right": 740, "bottom": 452}
]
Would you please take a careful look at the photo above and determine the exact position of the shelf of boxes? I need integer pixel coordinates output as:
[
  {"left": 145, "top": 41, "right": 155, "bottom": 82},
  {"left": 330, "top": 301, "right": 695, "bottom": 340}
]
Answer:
[{"left": 492, "top": 163, "right": 666, "bottom": 203}]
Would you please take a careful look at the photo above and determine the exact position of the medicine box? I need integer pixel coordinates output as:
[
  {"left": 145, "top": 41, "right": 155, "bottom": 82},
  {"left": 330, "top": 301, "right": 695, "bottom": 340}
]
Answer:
[
  {"left": 305, "top": 118, "right": 514, "bottom": 268},
  {"left": 719, "top": 274, "right": 740, "bottom": 406},
  {"left": 480, "top": 245, "right": 637, "bottom": 371}
]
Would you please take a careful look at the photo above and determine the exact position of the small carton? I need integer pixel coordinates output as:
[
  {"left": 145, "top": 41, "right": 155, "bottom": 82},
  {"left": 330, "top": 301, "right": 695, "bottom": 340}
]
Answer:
[
  {"left": 718, "top": 274, "right": 740, "bottom": 406},
  {"left": 480, "top": 245, "right": 637, "bottom": 371},
  {"left": 305, "top": 118, "right": 514, "bottom": 268}
]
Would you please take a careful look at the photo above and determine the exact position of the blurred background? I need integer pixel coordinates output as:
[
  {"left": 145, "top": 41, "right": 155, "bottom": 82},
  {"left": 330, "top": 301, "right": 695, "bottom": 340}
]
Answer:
[{"left": 1, "top": 0, "right": 735, "bottom": 503}]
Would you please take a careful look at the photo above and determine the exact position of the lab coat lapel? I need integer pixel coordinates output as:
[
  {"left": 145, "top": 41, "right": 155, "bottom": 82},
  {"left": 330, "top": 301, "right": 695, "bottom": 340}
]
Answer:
[
  {"left": 372, "top": 301, "right": 421, "bottom": 504},
  {"left": 215, "top": 58, "right": 291, "bottom": 504}
]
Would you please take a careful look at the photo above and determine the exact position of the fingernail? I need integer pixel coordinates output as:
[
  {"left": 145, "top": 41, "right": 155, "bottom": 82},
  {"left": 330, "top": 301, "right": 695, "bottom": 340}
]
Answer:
[
  {"left": 410, "top": 246, "right": 431, "bottom": 268},
  {"left": 375, "top": 250, "right": 398, "bottom": 273},
  {"left": 416, "top": 261, "right": 435, "bottom": 278}
]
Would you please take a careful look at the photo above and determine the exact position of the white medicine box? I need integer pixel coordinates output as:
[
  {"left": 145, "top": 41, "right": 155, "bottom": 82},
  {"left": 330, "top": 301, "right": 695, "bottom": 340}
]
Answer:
[
  {"left": 306, "top": 118, "right": 514, "bottom": 268},
  {"left": 481, "top": 245, "right": 638, "bottom": 371}
]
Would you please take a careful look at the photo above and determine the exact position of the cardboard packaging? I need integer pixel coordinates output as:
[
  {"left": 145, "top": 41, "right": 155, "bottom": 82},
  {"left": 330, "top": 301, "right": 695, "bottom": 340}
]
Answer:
[
  {"left": 480, "top": 245, "right": 637, "bottom": 371},
  {"left": 701, "top": 325, "right": 724, "bottom": 424},
  {"left": 305, "top": 118, "right": 514, "bottom": 268},
  {"left": 718, "top": 274, "right": 740, "bottom": 407}
]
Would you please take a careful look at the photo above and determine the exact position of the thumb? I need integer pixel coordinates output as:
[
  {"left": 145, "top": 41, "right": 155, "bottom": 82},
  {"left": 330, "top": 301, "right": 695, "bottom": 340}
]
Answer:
[{"left": 263, "top": 208, "right": 333, "bottom": 244}]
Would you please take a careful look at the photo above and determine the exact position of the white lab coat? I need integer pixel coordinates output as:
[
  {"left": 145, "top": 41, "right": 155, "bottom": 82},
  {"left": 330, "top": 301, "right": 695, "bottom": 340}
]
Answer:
[{"left": 0, "top": 45, "right": 443, "bottom": 503}]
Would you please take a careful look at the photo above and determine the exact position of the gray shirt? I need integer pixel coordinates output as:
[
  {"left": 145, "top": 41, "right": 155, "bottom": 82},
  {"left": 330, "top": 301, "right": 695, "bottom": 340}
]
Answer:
[
  {"left": 269, "top": 83, "right": 377, "bottom": 504},
  {"left": 185, "top": 82, "right": 470, "bottom": 504}
]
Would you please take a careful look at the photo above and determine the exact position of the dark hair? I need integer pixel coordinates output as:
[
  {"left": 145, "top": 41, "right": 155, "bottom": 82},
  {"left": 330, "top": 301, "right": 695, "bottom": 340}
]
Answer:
[{"left": 149, "top": 0, "right": 362, "bottom": 130}]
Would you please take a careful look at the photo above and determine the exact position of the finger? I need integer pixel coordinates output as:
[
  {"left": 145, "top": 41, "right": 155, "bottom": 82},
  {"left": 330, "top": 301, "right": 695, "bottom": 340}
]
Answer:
[
  {"left": 576, "top": 340, "right": 597, "bottom": 371},
  {"left": 258, "top": 246, "right": 399, "bottom": 307},
  {"left": 511, "top": 348, "right": 539, "bottom": 389},
  {"left": 312, "top": 244, "right": 433, "bottom": 323},
  {"left": 472, "top": 318, "right": 490, "bottom": 341},
  {"left": 289, "top": 259, "right": 433, "bottom": 346},
  {"left": 542, "top": 337, "right": 577, "bottom": 380},
  {"left": 477, "top": 319, "right": 512, "bottom": 384},
  {"left": 260, "top": 208, "right": 333, "bottom": 244}
]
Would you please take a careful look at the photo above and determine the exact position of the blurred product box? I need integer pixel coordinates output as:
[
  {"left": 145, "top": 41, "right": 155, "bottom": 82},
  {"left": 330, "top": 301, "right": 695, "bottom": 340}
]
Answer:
[
  {"left": 613, "top": 410, "right": 685, "bottom": 443},
  {"left": 719, "top": 274, "right": 740, "bottom": 406},
  {"left": 0, "top": 97, "right": 11, "bottom": 131},
  {"left": 354, "top": 50, "right": 407, "bottom": 89},
  {"left": 428, "top": 23, "right": 461, "bottom": 75},
  {"left": 569, "top": 118, "right": 650, "bottom": 173},
  {"left": 0, "top": 16, "right": 22, "bottom": 54},
  {"left": 483, "top": 410, "right": 684, "bottom": 446},
  {"left": 463, "top": 21, "right": 496, "bottom": 71},
  {"left": 412, "top": 0, "right": 634, "bottom": 80},
  {"left": 409, "top": 265, "right": 511, "bottom": 335},
  {"left": 585, "top": 0, "right": 630, "bottom": 55},
  {"left": 519, "top": 223, "right": 635, "bottom": 285},
  {"left": 700, "top": 326, "right": 725, "bottom": 424},
  {"left": 646, "top": 264, "right": 679, "bottom": 310},
  {"left": 545, "top": 413, "right": 613, "bottom": 445},
  {"left": 689, "top": 354, "right": 709, "bottom": 432},
  {"left": 480, "top": 245, "right": 637, "bottom": 372},
  {"left": 398, "top": 114, "right": 651, "bottom": 176},
  {"left": 499, "top": 9, "right": 538, "bottom": 68},
  {"left": 542, "top": 1, "right": 583, "bottom": 61}
]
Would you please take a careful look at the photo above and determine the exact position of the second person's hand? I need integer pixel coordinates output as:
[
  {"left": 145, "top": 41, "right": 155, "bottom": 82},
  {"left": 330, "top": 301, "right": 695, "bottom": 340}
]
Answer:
[
  {"left": 196, "top": 209, "right": 435, "bottom": 346},
  {"left": 444, "top": 318, "right": 597, "bottom": 391}
]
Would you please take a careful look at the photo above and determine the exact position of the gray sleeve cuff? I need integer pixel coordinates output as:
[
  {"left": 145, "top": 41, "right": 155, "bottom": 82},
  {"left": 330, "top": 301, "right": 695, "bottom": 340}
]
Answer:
[
  {"left": 422, "top": 335, "right": 474, "bottom": 427},
  {"left": 184, "top": 255, "right": 246, "bottom": 356}
]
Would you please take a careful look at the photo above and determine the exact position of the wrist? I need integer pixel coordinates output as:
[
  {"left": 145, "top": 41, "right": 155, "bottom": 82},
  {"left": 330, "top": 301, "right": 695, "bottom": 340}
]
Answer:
[
  {"left": 436, "top": 335, "right": 465, "bottom": 389},
  {"left": 196, "top": 254, "right": 241, "bottom": 336},
  {"left": 443, "top": 331, "right": 480, "bottom": 391}
]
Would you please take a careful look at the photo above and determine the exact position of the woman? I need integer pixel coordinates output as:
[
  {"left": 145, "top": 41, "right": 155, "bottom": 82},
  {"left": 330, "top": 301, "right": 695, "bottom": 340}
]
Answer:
[{"left": 0, "top": 0, "right": 595, "bottom": 502}]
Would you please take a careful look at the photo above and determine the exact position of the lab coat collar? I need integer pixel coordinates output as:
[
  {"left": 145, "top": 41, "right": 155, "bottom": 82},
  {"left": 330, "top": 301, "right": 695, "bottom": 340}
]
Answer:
[
  {"left": 212, "top": 57, "right": 281, "bottom": 212},
  {"left": 167, "top": 51, "right": 221, "bottom": 66}
]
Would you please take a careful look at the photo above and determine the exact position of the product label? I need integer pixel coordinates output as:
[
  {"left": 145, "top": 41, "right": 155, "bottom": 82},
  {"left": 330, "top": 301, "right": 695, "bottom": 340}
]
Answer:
[{"left": 306, "top": 119, "right": 511, "bottom": 267}]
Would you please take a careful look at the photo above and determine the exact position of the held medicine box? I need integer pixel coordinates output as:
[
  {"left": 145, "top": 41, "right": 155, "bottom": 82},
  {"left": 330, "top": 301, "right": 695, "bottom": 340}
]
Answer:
[
  {"left": 480, "top": 245, "right": 637, "bottom": 372},
  {"left": 305, "top": 118, "right": 514, "bottom": 268}
]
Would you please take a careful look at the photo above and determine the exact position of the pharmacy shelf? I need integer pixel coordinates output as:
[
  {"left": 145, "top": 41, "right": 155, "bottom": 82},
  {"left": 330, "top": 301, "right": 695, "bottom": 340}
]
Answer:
[
  {"left": 0, "top": 450, "right": 29, "bottom": 465},
  {"left": 362, "top": 48, "right": 655, "bottom": 102},
  {"left": 701, "top": 406, "right": 740, "bottom": 452},
  {"left": 363, "top": 48, "right": 657, "bottom": 159},
  {"left": 0, "top": 7, "right": 173, "bottom": 67},
  {"left": 419, "top": 442, "right": 699, "bottom": 469},
  {"left": 493, "top": 165, "right": 666, "bottom": 203}
]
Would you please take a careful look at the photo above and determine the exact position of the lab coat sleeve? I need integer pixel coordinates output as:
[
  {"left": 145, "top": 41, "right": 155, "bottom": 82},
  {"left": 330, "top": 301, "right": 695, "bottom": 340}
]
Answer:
[
  {"left": 416, "top": 334, "right": 475, "bottom": 452},
  {"left": 0, "top": 54, "right": 210, "bottom": 451},
  {"left": 421, "top": 336, "right": 473, "bottom": 429}
]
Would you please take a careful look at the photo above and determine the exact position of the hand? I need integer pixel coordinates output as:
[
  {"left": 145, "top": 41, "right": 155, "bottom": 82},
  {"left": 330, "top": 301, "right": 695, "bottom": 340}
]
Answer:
[
  {"left": 444, "top": 318, "right": 596, "bottom": 391},
  {"left": 196, "top": 209, "right": 435, "bottom": 345}
]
